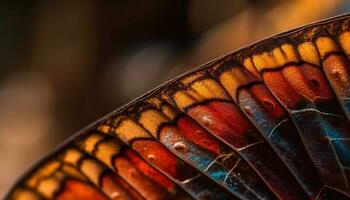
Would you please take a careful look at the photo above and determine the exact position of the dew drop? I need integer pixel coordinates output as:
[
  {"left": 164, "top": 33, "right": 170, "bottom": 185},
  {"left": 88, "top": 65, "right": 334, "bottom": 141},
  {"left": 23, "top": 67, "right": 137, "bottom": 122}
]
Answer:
[
  {"left": 174, "top": 141, "right": 188, "bottom": 152},
  {"left": 147, "top": 154, "right": 156, "bottom": 161},
  {"left": 110, "top": 192, "right": 120, "bottom": 198},
  {"left": 330, "top": 69, "right": 341, "bottom": 77},
  {"left": 243, "top": 106, "right": 252, "bottom": 115},
  {"left": 202, "top": 115, "right": 213, "bottom": 126}
]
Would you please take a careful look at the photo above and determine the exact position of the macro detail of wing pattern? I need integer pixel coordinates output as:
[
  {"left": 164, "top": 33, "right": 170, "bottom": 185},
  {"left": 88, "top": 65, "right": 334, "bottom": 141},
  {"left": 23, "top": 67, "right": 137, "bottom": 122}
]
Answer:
[{"left": 6, "top": 14, "right": 350, "bottom": 200}]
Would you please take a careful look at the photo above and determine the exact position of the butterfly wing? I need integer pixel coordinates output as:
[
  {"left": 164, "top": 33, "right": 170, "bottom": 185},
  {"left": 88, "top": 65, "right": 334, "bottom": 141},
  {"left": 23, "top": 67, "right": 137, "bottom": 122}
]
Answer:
[{"left": 7, "top": 14, "right": 350, "bottom": 200}]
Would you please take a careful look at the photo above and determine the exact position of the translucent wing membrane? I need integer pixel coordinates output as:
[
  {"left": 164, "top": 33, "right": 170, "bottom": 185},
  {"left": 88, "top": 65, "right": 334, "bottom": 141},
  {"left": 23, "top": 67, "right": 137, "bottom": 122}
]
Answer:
[{"left": 7, "top": 14, "right": 350, "bottom": 200}]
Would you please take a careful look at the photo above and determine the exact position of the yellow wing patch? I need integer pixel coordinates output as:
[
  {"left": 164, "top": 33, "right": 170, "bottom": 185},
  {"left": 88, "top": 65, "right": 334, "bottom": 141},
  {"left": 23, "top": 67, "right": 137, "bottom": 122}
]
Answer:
[
  {"left": 252, "top": 44, "right": 300, "bottom": 71},
  {"left": 95, "top": 141, "right": 121, "bottom": 169},
  {"left": 26, "top": 160, "right": 61, "bottom": 188},
  {"left": 80, "top": 159, "right": 104, "bottom": 185},
  {"left": 315, "top": 37, "right": 342, "bottom": 58},
  {"left": 172, "top": 78, "right": 230, "bottom": 110},
  {"left": 218, "top": 67, "right": 259, "bottom": 102},
  {"left": 243, "top": 57, "right": 261, "bottom": 77},
  {"left": 10, "top": 188, "right": 42, "bottom": 200},
  {"left": 36, "top": 177, "right": 60, "bottom": 199},
  {"left": 297, "top": 42, "right": 321, "bottom": 66},
  {"left": 115, "top": 119, "right": 152, "bottom": 143},
  {"left": 139, "top": 110, "right": 169, "bottom": 137},
  {"left": 339, "top": 31, "right": 350, "bottom": 55}
]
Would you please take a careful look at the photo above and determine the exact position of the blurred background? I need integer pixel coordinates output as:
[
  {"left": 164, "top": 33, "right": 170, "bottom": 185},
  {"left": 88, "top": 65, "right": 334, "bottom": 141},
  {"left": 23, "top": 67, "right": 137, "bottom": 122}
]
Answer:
[{"left": 1, "top": 0, "right": 350, "bottom": 197}]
